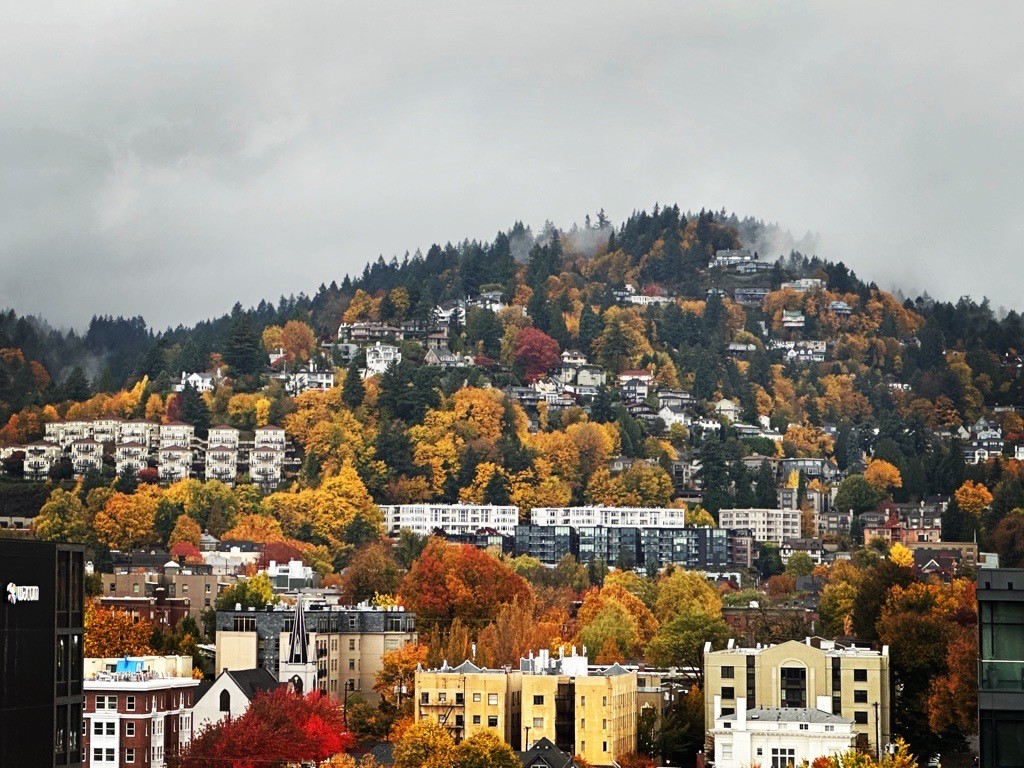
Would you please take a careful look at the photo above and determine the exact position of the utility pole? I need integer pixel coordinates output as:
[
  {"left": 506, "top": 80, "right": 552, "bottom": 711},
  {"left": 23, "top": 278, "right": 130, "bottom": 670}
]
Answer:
[{"left": 874, "top": 701, "right": 881, "bottom": 761}]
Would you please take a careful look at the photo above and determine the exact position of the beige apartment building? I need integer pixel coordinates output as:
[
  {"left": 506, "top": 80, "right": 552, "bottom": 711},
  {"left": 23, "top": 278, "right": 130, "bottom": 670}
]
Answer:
[
  {"left": 100, "top": 570, "right": 236, "bottom": 621},
  {"left": 704, "top": 638, "right": 890, "bottom": 754},
  {"left": 416, "top": 650, "right": 639, "bottom": 768}
]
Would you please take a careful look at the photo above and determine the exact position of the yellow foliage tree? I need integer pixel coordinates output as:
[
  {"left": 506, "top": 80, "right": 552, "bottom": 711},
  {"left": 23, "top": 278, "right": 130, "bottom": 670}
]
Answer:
[
  {"left": 864, "top": 459, "right": 903, "bottom": 494},
  {"left": 84, "top": 601, "right": 154, "bottom": 657},
  {"left": 889, "top": 542, "right": 914, "bottom": 568},
  {"left": 955, "top": 480, "right": 993, "bottom": 517},
  {"left": 93, "top": 486, "right": 161, "bottom": 551},
  {"left": 167, "top": 514, "right": 202, "bottom": 549},
  {"left": 654, "top": 569, "right": 723, "bottom": 622}
]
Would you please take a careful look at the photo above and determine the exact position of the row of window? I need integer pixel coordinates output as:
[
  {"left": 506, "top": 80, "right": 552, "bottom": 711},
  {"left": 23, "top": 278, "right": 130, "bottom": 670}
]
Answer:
[
  {"left": 720, "top": 686, "right": 869, "bottom": 703},
  {"left": 719, "top": 665, "right": 870, "bottom": 682}
]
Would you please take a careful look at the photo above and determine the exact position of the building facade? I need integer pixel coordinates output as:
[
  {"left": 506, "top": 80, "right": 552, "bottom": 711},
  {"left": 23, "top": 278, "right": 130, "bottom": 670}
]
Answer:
[
  {"left": 381, "top": 503, "right": 521, "bottom": 537},
  {"left": 530, "top": 506, "right": 687, "bottom": 529},
  {"left": 82, "top": 655, "right": 198, "bottom": 768},
  {"left": 0, "top": 540, "right": 86, "bottom": 768},
  {"left": 704, "top": 638, "right": 890, "bottom": 754},
  {"left": 979, "top": 569, "right": 1024, "bottom": 768},
  {"left": 718, "top": 508, "right": 802, "bottom": 545}
]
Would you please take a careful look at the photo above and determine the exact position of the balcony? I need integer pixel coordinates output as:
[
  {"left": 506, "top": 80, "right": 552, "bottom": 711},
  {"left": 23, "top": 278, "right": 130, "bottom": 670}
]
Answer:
[{"left": 980, "top": 660, "right": 1024, "bottom": 691}]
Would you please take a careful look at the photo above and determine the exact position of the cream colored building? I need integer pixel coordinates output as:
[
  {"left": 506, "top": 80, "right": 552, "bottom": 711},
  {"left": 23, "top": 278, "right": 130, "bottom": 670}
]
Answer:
[
  {"left": 416, "top": 661, "right": 523, "bottom": 748},
  {"left": 416, "top": 649, "right": 638, "bottom": 768},
  {"left": 704, "top": 638, "right": 890, "bottom": 754}
]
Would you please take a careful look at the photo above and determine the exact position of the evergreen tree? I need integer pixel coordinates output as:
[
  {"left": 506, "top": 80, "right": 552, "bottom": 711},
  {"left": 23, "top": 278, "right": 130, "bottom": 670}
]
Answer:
[
  {"left": 175, "top": 339, "right": 205, "bottom": 374},
  {"left": 223, "top": 309, "right": 263, "bottom": 377},
  {"left": 63, "top": 367, "right": 91, "bottom": 401},
  {"left": 577, "top": 303, "right": 602, "bottom": 356},
  {"left": 483, "top": 471, "right": 511, "bottom": 506},
  {"left": 342, "top": 359, "right": 365, "bottom": 409},
  {"left": 754, "top": 461, "right": 778, "bottom": 508},
  {"left": 178, "top": 384, "right": 210, "bottom": 438}
]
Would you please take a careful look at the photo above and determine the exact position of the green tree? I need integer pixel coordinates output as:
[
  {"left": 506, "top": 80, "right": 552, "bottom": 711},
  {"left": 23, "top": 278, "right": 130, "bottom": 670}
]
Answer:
[
  {"left": 785, "top": 551, "right": 815, "bottom": 577},
  {"left": 178, "top": 384, "right": 210, "bottom": 438},
  {"left": 63, "top": 366, "right": 91, "bottom": 401},
  {"left": 645, "top": 609, "right": 730, "bottom": 685},
  {"left": 453, "top": 731, "right": 520, "bottom": 768},
  {"left": 342, "top": 358, "right": 365, "bottom": 409},
  {"left": 215, "top": 573, "right": 277, "bottom": 610},
  {"left": 34, "top": 488, "right": 91, "bottom": 543},
  {"left": 834, "top": 474, "right": 883, "bottom": 514},
  {"left": 223, "top": 307, "right": 264, "bottom": 378}
]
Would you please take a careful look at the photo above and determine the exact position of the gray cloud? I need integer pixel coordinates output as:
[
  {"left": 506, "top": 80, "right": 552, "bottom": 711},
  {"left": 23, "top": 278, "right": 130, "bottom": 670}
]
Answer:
[{"left": 0, "top": 1, "right": 1021, "bottom": 329}]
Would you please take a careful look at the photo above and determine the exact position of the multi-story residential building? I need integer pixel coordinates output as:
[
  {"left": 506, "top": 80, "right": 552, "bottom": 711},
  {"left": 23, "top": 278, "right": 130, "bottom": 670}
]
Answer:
[
  {"left": 159, "top": 422, "right": 194, "bottom": 449},
  {"left": 70, "top": 439, "right": 104, "bottom": 477},
  {"left": 118, "top": 420, "right": 159, "bottom": 448},
  {"left": 519, "top": 650, "right": 637, "bottom": 767},
  {"left": 207, "top": 424, "right": 240, "bottom": 449},
  {"left": 114, "top": 443, "right": 148, "bottom": 478},
  {"left": 0, "top": 540, "right": 86, "bottom": 768},
  {"left": 416, "top": 661, "right": 524, "bottom": 748},
  {"left": 814, "top": 509, "right": 853, "bottom": 538},
  {"left": 382, "top": 503, "right": 521, "bottom": 537},
  {"left": 24, "top": 438, "right": 61, "bottom": 479},
  {"left": 515, "top": 525, "right": 580, "bottom": 564},
  {"left": 641, "top": 526, "right": 734, "bottom": 571},
  {"left": 337, "top": 321, "right": 405, "bottom": 343},
  {"left": 530, "top": 506, "right": 687, "bottom": 529},
  {"left": 91, "top": 418, "right": 123, "bottom": 443},
  {"left": 780, "top": 458, "right": 840, "bottom": 483},
  {"left": 860, "top": 503, "right": 942, "bottom": 546},
  {"left": 718, "top": 508, "right": 802, "bottom": 545},
  {"left": 708, "top": 697, "right": 855, "bottom": 768},
  {"left": 281, "top": 362, "right": 336, "bottom": 395},
  {"left": 100, "top": 569, "right": 235, "bottom": 621},
  {"left": 158, "top": 446, "right": 191, "bottom": 482},
  {"left": 254, "top": 425, "right": 286, "bottom": 451},
  {"left": 364, "top": 342, "right": 402, "bottom": 376},
  {"left": 215, "top": 603, "right": 417, "bottom": 703},
  {"left": 780, "top": 278, "right": 825, "bottom": 293},
  {"left": 174, "top": 371, "right": 217, "bottom": 393},
  {"left": 82, "top": 655, "right": 198, "bottom": 768},
  {"left": 205, "top": 443, "right": 238, "bottom": 485},
  {"left": 704, "top": 638, "right": 890, "bottom": 754},
  {"left": 979, "top": 569, "right": 1024, "bottom": 768},
  {"left": 63, "top": 420, "right": 95, "bottom": 446},
  {"left": 577, "top": 526, "right": 642, "bottom": 569},
  {"left": 98, "top": 594, "right": 191, "bottom": 630},
  {"left": 248, "top": 446, "right": 284, "bottom": 489}
]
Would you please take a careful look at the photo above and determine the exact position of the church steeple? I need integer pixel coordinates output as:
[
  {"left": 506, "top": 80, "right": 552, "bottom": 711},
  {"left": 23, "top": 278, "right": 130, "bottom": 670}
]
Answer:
[{"left": 286, "top": 596, "right": 309, "bottom": 665}]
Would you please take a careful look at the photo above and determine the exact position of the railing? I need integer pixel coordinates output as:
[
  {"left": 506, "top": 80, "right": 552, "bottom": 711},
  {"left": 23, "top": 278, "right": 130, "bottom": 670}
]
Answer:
[{"left": 980, "top": 660, "right": 1024, "bottom": 691}]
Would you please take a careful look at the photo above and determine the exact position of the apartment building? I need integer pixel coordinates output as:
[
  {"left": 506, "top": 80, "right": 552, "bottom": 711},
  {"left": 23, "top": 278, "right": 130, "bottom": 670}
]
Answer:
[
  {"left": 214, "top": 602, "right": 417, "bottom": 703},
  {"left": 248, "top": 446, "right": 284, "bottom": 489},
  {"left": 205, "top": 444, "right": 238, "bottom": 485},
  {"left": 92, "top": 418, "right": 123, "bottom": 444},
  {"left": 24, "top": 439, "right": 61, "bottom": 479},
  {"left": 158, "top": 422, "right": 194, "bottom": 449},
  {"left": 382, "top": 503, "right": 521, "bottom": 537},
  {"left": 100, "top": 569, "right": 235, "bottom": 621},
  {"left": 158, "top": 446, "right": 191, "bottom": 482},
  {"left": 254, "top": 425, "right": 286, "bottom": 451},
  {"left": 704, "top": 638, "right": 890, "bottom": 754},
  {"left": 82, "top": 655, "right": 198, "bottom": 768},
  {"left": 114, "top": 443, "right": 148, "bottom": 477},
  {"left": 415, "top": 661, "right": 524, "bottom": 748},
  {"left": 520, "top": 650, "right": 637, "bottom": 767},
  {"left": 70, "top": 439, "right": 104, "bottom": 477},
  {"left": 530, "top": 506, "right": 687, "bottom": 529},
  {"left": 118, "top": 421, "right": 159, "bottom": 448},
  {"left": 207, "top": 425, "right": 240, "bottom": 449},
  {"left": 718, "top": 508, "right": 802, "bottom": 545}
]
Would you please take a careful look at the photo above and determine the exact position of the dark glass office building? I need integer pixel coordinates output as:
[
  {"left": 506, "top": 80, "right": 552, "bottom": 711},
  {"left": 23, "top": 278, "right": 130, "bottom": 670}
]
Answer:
[
  {"left": 979, "top": 568, "right": 1024, "bottom": 768},
  {"left": 0, "top": 539, "right": 85, "bottom": 767}
]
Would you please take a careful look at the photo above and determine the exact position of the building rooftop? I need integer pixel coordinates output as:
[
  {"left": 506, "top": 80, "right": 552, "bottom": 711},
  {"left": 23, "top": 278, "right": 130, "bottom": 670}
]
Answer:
[{"left": 720, "top": 707, "right": 851, "bottom": 724}]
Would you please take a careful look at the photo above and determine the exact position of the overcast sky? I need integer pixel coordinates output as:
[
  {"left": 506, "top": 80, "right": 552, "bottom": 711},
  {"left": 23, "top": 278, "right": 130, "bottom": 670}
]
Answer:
[{"left": 1, "top": 2, "right": 1020, "bottom": 330}]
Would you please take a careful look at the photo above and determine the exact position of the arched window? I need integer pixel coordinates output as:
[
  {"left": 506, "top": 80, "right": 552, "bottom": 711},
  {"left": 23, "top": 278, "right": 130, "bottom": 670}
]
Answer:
[{"left": 219, "top": 690, "right": 230, "bottom": 712}]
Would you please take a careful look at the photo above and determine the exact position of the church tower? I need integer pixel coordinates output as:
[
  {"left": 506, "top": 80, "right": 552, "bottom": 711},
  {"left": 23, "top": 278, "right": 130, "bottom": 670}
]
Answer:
[{"left": 278, "top": 596, "right": 317, "bottom": 694}]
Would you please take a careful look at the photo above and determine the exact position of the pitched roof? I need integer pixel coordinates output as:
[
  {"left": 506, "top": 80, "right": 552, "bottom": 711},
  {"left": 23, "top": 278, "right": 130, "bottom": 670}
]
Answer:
[
  {"left": 225, "top": 668, "right": 280, "bottom": 701},
  {"left": 721, "top": 707, "right": 851, "bottom": 724},
  {"left": 519, "top": 737, "right": 575, "bottom": 768}
]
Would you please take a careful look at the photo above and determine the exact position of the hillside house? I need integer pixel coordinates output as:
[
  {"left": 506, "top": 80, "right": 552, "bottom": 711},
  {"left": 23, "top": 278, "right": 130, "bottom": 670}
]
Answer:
[{"left": 364, "top": 342, "right": 401, "bottom": 376}]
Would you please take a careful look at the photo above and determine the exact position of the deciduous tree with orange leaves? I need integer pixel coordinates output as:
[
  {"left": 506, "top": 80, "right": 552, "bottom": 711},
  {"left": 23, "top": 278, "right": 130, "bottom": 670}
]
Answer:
[
  {"left": 864, "top": 459, "right": 903, "bottom": 494},
  {"left": 84, "top": 601, "right": 154, "bottom": 657},
  {"left": 955, "top": 480, "right": 993, "bottom": 518}
]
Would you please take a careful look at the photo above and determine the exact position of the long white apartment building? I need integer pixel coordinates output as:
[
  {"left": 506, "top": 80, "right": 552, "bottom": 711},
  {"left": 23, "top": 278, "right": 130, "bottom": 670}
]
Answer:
[
  {"left": 717, "top": 508, "right": 802, "bottom": 544},
  {"left": 530, "top": 506, "right": 687, "bottom": 529},
  {"left": 381, "top": 503, "right": 521, "bottom": 536}
]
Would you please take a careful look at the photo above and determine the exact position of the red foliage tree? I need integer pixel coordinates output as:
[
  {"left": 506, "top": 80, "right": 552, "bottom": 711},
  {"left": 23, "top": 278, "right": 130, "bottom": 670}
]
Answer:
[
  {"left": 513, "top": 327, "right": 560, "bottom": 379},
  {"left": 136, "top": 467, "right": 159, "bottom": 484},
  {"left": 172, "top": 688, "right": 353, "bottom": 767},
  {"left": 399, "top": 537, "right": 533, "bottom": 629},
  {"left": 169, "top": 541, "right": 202, "bottom": 563}
]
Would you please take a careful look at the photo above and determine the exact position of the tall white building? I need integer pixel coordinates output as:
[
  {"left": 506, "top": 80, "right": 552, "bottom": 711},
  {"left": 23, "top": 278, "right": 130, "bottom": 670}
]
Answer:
[
  {"left": 381, "top": 503, "right": 520, "bottom": 536},
  {"left": 530, "top": 506, "right": 687, "bottom": 529},
  {"left": 718, "top": 508, "right": 801, "bottom": 544}
]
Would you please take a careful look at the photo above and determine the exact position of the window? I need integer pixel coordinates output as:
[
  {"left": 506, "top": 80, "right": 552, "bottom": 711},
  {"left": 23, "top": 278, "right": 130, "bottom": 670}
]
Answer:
[
  {"left": 438, "top": 692, "right": 446, "bottom": 703},
  {"left": 421, "top": 692, "right": 429, "bottom": 704},
  {"left": 603, "top": 742, "right": 608, "bottom": 752},
  {"left": 854, "top": 690, "right": 868, "bottom": 703},
  {"left": 533, "top": 695, "right": 544, "bottom": 705},
  {"left": 780, "top": 667, "right": 807, "bottom": 708},
  {"left": 488, "top": 694, "right": 498, "bottom": 705},
  {"left": 580, "top": 719, "right": 586, "bottom": 728},
  {"left": 349, "top": 639, "right": 356, "bottom": 651},
  {"left": 602, "top": 697, "right": 607, "bottom": 707},
  {"left": 825, "top": 725, "right": 835, "bottom": 732},
  {"left": 533, "top": 717, "right": 544, "bottom": 728},
  {"left": 855, "top": 711, "right": 869, "bottom": 725},
  {"left": 772, "top": 747, "right": 796, "bottom": 768},
  {"left": 853, "top": 669, "right": 868, "bottom": 682},
  {"left": 722, "top": 744, "right": 733, "bottom": 759},
  {"left": 473, "top": 715, "right": 481, "bottom": 724},
  {"left": 581, "top": 742, "right": 586, "bottom": 752},
  {"left": 722, "top": 687, "right": 735, "bottom": 700},
  {"left": 455, "top": 693, "right": 464, "bottom": 704},
  {"left": 473, "top": 693, "right": 482, "bottom": 702},
  {"left": 580, "top": 696, "right": 586, "bottom": 706},
  {"left": 126, "top": 748, "right": 135, "bottom": 763},
  {"left": 602, "top": 719, "right": 608, "bottom": 729},
  {"left": 220, "top": 690, "right": 231, "bottom": 712},
  {"left": 349, "top": 617, "right": 357, "bottom": 629},
  {"left": 488, "top": 716, "right": 498, "bottom": 727},
  {"left": 799, "top": 723, "right": 809, "bottom": 730},
  {"left": 93, "top": 748, "right": 104, "bottom": 763},
  {"left": 722, "top": 665, "right": 735, "bottom": 679}
]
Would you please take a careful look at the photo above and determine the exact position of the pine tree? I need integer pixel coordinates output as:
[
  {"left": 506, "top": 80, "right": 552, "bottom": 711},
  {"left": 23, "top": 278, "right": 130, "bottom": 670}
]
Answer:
[
  {"left": 178, "top": 384, "right": 210, "bottom": 438},
  {"left": 754, "top": 461, "right": 778, "bottom": 508},
  {"left": 224, "top": 309, "right": 263, "bottom": 377},
  {"left": 63, "top": 367, "right": 91, "bottom": 401},
  {"left": 342, "top": 359, "right": 365, "bottom": 409},
  {"left": 578, "top": 303, "right": 602, "bottom": 356},
  {"left": 483, "top": 471, "right": 511, "bottom": 506}
]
